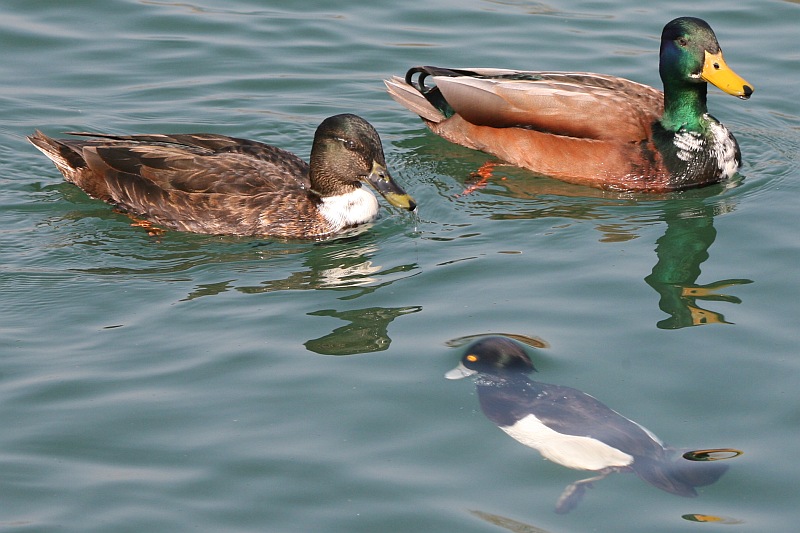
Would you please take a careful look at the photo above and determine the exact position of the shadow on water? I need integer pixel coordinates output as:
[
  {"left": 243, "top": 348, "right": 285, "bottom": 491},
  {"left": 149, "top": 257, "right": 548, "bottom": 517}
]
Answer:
[
  {"left": 467, "top": 508, "right": 745, "bottom": 530},
  {"left": 468, "top": 509, "right": 553, "bottom": 533},
  {"left": 445, "top": 336, "right": 742, "bottom": 515}
]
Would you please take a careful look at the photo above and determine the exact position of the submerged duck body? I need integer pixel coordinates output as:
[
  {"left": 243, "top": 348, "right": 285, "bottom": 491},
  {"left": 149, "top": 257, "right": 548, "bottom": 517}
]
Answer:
[
  {"left": 28, "top": 114, "right": 416, "bottom": 240},
  {"left": 386, "top": 17, "right": 753, "bottom": 192},
  {"left": 447, "top": 336, "right": 728, "bottom": 512}
]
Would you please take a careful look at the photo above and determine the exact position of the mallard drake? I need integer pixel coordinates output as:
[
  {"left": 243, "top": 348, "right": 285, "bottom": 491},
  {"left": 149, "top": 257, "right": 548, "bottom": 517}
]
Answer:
[
  {"left": 446, "top": 336, "right": 730, "bottom": 513},
  {"left": 386, "top": 17, "right": 753, "bottom": 192},
  {"left": 28, "top": 114, "right": 416, "bottom": 240}
]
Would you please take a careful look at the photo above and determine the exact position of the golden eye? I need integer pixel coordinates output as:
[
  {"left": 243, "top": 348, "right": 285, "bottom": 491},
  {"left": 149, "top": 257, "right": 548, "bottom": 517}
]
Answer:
[{"left": 466, "top": 354, "right": 478, "bottom": 362}]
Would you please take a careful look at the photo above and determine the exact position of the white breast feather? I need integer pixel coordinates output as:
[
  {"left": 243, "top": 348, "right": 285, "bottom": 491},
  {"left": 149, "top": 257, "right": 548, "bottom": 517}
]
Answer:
[
  {"left": 707, "top": 119, "right": 740, "bottom": 179},
  {"left": 318, "top": 188, "right": 379, "bottom": 231},
  {"left": 673, "top": 130, "right": 704, "bottom": 162},
  {"left": 500, "top": 413, "right": 634, "bottom": 471},
  {"left": 674, "top": 116, "right": 740, "bottom": 180}
]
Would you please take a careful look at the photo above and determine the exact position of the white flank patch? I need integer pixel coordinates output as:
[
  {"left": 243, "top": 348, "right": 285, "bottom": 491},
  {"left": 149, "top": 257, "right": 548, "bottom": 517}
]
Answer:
[
  {"left": 500, "top": 414, "right": 634, "bottom": 471},
  {"left": 707, "top": 119, "right": 740, "bottom": 180},
  {"left": 318, "top": 187, "right": 379, "bottom": 231}
]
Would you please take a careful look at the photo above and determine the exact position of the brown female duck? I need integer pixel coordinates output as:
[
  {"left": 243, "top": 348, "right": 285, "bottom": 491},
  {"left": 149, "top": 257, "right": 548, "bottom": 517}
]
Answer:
[
  {"left": 29, "top": 114, "right": 416, "bottom": 239},
  {"left": 385, "top": 17, "right": 753, "bottom": 192}
]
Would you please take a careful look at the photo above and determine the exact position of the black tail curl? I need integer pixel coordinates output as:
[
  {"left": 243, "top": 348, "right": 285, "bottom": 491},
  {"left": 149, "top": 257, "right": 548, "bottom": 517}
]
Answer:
[
  {"left": 404, "top": 66, "right": 481, "bottom": 93},
  {"left": 403, "top": 66, "right": 475, "bottom": 118}
]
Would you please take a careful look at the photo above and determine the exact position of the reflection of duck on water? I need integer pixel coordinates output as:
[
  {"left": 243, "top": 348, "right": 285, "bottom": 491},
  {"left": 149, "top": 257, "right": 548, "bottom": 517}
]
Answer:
[
  {"left": 645, "top": 200, "right": 752, "bottom": 328},
  {"left": 446, "top": 336, "right": 729, "bottom": 513},
  {"left": 305, "top": 305, "right": 422, "bottom": 355}
]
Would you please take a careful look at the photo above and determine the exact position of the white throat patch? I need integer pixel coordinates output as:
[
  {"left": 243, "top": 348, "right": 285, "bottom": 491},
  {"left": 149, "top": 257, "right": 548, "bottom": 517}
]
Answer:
[{"left": 318, "top": 187, "right": 380, "bottom": 231}]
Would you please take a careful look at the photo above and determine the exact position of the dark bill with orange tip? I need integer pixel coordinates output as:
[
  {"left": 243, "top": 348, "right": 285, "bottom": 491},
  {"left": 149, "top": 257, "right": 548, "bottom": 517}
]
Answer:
[{"left": 365, "top": 161, "right": 417, "bottom": 211}]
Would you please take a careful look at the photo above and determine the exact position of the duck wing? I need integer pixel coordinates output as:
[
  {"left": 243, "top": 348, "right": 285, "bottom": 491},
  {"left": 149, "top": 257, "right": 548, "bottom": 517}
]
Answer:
[
  {"left": 63, "top": 132, "right": 311, "bottom": 196},
  {"left": 29, "top": 131, "right": 318, "bottom": 235},
  {"left": 413, "top": 67, "right": 664, "bottom": 141}
]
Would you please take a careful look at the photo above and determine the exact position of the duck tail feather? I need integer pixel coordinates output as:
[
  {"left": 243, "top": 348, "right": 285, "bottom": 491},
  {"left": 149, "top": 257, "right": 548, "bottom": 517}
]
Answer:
[
  {"left": 634, "top": 456, "right": 729, "bottom": 497},
  {"left": 384, "top": 76, "right": 446, "bottom": 123},
  {"left": 28, "top": 131, "right": 89, "bottom": 181}
]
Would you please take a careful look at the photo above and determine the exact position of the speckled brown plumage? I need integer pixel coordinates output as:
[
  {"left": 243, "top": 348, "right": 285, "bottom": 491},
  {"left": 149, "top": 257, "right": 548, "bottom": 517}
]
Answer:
[{"left": 29, "top": 114, "right": 416, "bottom": 240}]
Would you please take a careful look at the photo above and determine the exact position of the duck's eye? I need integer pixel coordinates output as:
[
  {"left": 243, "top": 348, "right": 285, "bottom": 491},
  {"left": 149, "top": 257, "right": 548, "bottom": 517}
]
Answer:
[
  {"left": 333, "top": 137, "right": 358, "bottom": 150},
  {"left": 677, "top": 37, "right": 689, "bottom": 47},
  {"left": 466, "top": 354, "right": 479, "bottom": 363}
]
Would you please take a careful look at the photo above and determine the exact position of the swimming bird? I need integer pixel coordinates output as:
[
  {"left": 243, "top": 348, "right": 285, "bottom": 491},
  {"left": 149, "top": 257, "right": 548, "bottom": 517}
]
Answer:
[
  {"left": 446, "top": 336, "right": 728, "bottom": 513},
  {"left": 28, "top": 114, "right": 416, "bottom": 240},
  {"left": 386, "top": 17, "right": 753, "bottom": 192}
]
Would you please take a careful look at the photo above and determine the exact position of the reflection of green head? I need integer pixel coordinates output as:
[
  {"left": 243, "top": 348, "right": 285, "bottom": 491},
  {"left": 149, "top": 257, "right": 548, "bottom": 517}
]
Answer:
[{"left": 645, "top": 201, "right": 751, "bottom": 329}]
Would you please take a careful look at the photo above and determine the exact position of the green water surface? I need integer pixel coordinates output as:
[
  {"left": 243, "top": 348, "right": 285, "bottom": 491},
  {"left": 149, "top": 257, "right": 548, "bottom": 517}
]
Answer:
[{"left": 1, "top": 0, "right": 798, "bottom": 531}]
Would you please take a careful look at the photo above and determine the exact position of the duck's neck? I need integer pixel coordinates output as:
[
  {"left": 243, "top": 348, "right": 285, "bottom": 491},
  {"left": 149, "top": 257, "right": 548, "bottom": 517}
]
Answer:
[
  {"left": 308, "top": 155, "right": 337, "bottom": 196},
  {"left": 661, "top": 82, "right": 709, "bottom": 133}
]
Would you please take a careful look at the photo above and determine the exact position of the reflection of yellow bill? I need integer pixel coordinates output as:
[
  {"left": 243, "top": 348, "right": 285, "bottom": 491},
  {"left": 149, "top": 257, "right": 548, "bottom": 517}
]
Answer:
[
  {"left": 701, "top": 50, "right": 754, "bottom": 99},
  {"left": 445, "top": 333, "right": 549, "bottom": 349},
  {"left": 683, "top": 514, "right": 745, "bottom": 525},
  {"left": 683, "top": 448, "right": 744, "bottom": 461}
]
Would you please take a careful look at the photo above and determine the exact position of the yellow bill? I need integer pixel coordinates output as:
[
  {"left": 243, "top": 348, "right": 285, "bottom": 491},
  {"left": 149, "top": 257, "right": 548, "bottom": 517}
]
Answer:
[{"left": 701, "top": 50, "right": 754, "bottom": 99}]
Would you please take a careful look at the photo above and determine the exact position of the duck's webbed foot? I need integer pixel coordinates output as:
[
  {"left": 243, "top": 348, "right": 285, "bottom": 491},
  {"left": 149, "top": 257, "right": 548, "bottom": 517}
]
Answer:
[{"left": 554, "top": 467, "right": 619, "bottom": 514}]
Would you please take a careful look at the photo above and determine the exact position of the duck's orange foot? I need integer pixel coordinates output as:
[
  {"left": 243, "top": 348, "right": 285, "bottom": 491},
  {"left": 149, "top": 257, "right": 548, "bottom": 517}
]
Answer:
[
  {"left": 457, "top": 161, "right": 503, "bottom": 197},
  {"left": 130, "top": 218, "right": 167, "bottom": 237}
]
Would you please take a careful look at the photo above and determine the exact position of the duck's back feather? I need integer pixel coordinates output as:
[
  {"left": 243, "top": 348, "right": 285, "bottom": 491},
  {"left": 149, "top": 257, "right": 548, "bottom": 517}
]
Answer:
[
  {"left": 425, "top": 68, "right": 664, "bottom": 141},
  {"left": 55, "top": 132, "right": 312, "bottom": 195},
  {"left": 28, "top": 131, "right": 331, "bottom": 236}
]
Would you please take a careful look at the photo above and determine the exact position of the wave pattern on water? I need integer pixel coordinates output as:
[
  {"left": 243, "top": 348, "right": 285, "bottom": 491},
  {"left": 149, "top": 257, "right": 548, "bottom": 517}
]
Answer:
[{"left": 1, "top": 1, "right": 799, "bottom": 532}]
